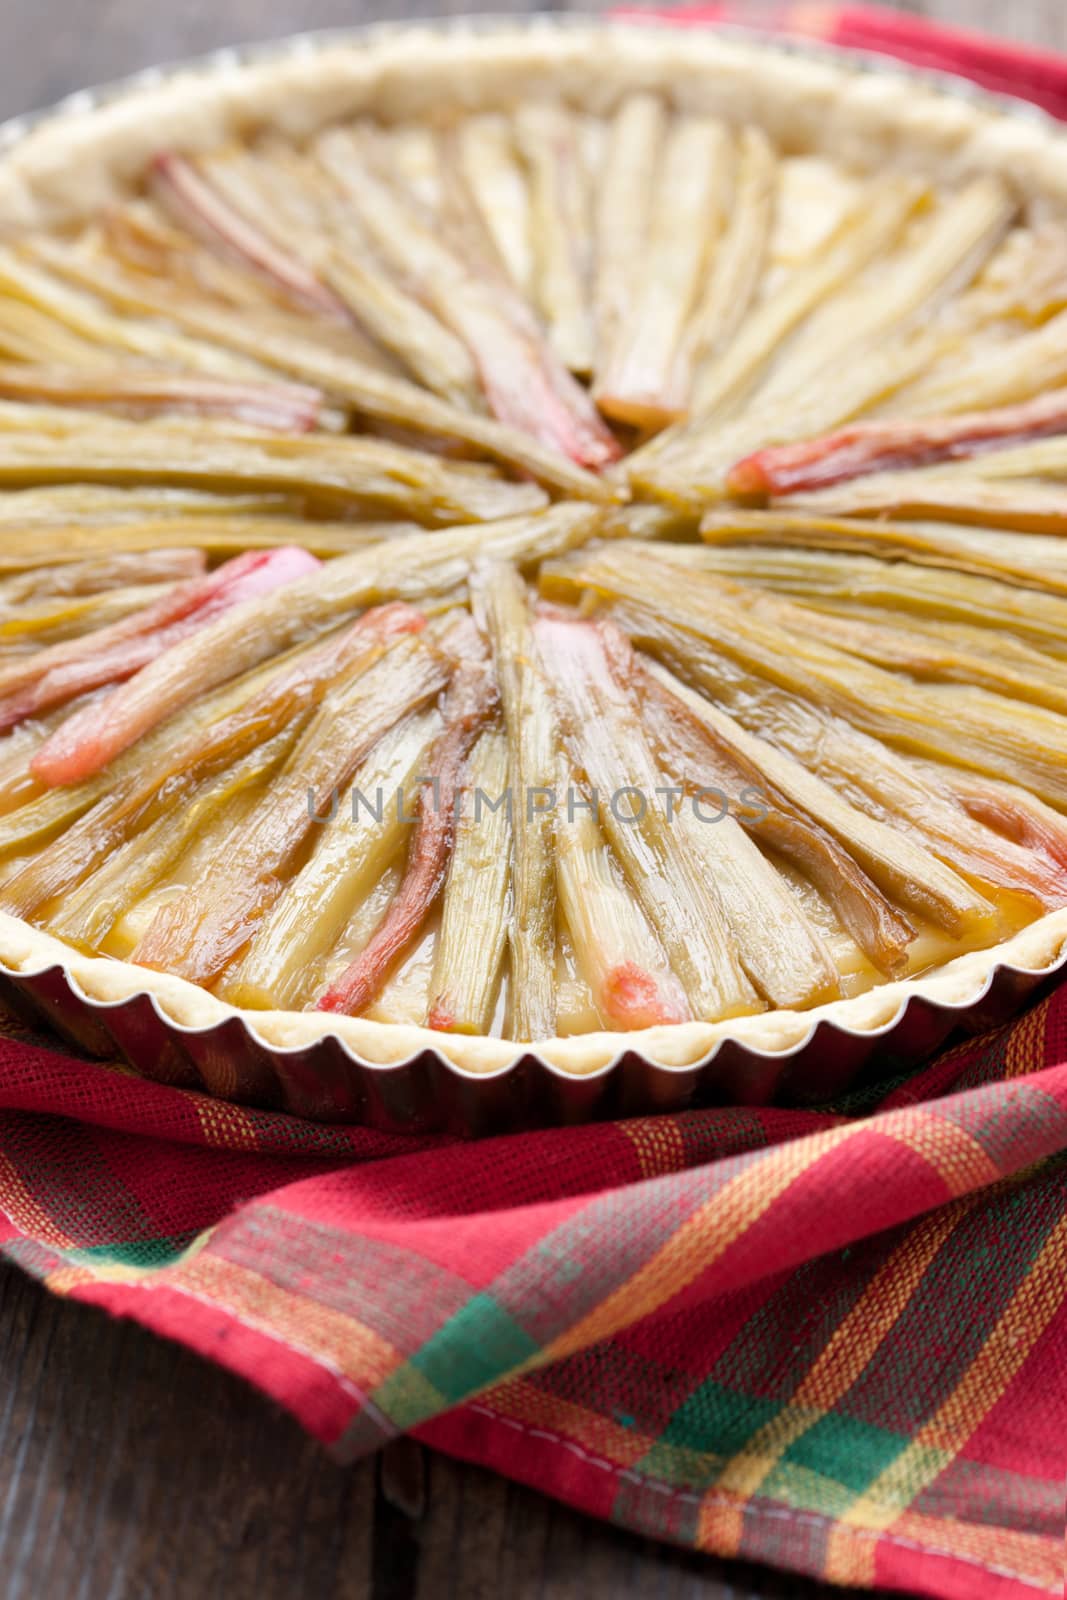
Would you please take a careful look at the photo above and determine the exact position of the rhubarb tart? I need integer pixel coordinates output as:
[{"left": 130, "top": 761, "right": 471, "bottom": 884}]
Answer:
[{"left": 0, "top": 20, "right": 1065, "bottom": 1113}]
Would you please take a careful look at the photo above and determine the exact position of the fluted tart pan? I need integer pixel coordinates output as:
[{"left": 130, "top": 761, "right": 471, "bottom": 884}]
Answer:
[{"left": 1, "top": 19, "right": 1067, "bottom": 1127}]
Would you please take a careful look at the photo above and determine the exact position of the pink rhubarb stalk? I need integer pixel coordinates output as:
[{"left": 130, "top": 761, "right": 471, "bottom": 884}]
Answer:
[
  {"left": 28, "top": 546, "right": 321, "bottom": 784},
  {"left": 152, "top": 152, "right": 350, "bottom": 321},
  {"left": 0, "top": 365, "right": 325, "bottom": 432},
  {"left": 316, "top": 653, "right": 498, "bottom": 1016},
  {"left": 727, "top": 388, "right": 1067, "bottom": 497}
]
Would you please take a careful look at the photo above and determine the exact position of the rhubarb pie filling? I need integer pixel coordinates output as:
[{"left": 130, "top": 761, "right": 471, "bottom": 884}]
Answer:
[{"left": 2, "top": 26, "right": 1067, "bottom": 1054}]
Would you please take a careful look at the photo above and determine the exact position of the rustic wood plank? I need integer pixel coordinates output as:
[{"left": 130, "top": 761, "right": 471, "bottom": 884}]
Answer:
[
  {"left": 918, "top": 0, "right": 1067, "bottom": 49},
  {"left": 0, "top": 0, "right": 550, "bottom": 122},
  {"left": 0, "top": 1263, "right": 377, "bottom": 1600}
]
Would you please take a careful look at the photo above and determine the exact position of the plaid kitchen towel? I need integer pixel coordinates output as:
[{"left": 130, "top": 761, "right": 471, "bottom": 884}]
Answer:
[
  {"left": 1, "top": 996, "right": 1066, "bottom": 1599},
  {"left": 2, "top": 9, "right": 1067, "bottom": 1599}
]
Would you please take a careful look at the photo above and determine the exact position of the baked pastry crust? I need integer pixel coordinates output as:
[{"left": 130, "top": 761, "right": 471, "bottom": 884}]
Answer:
[
  {"left": 4, "top": 20, "right": 1067, "bottom": 232},
  {"left": 2, "top": 18, "right": 1067, "bottom": 1077},
  {"left": 4, "top": 906, "right": 1066, "bottom": 1077}
]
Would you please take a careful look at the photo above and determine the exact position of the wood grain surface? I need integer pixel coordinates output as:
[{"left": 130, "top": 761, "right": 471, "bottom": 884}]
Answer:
[{"left": 1, "top": 3, "right": 1065, "bottom": 1597}]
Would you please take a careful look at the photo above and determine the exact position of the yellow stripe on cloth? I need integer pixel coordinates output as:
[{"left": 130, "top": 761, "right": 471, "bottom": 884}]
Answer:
[
  {"left": 697, "top": 1485, "right": 751, "bottom": 1555},
  {"left": 620, "top": 1118, "right": 689, "bottom": 1179},
  {"left": 701, "top": 1200, "right": 974, "bottom": 1553},
  {"left": 194, "top": 1097, "right": 263, "bottom": 1150},
  {"left": 825, "top": 1210, "right": 1067, "bottom": 1585},
  {"left": 795, "top": 1201, "right": 976, "bottom": 1412},
  {"left": 878, "top": 1110, "right": 1002, "bottom": 1195},
  {"left": 818, "top": 1505, "right": 1061, "bottom": 1594},
  {"left": 169, "top": 1252, "right": 404, "bottom": 1394},
  {"left": 0, "top": 1151, "right": 76, "bottom": 1251},
  {"left": 889, "top": 1510, "right": 1061, "bottom": 1590},
  {"left": 1003, "top": 994, "right": 1052, "bottom": 1079},
  {"left": 486, "top": 1377, "right": 657, "bottom": 1469},
  {"left": 537, "top": 1120, "right": 873, "bottom": 1366},
  {"left": 537, "top": 1100, "right": 1004, "bottom": 1369}
]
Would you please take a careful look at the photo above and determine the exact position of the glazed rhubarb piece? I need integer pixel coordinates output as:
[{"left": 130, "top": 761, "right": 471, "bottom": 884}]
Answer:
[
  {"left": 24, "top": 240, "right": 613, "bottom": 501},
  {"left": 677, "top": 127, "right": 776, "bottom": 399},
  {"left": 630, "top": 327, "right": 949, "bottom": 504},
  {"left": 426, "top": 728, "right": 512, "bottom": 1034},
  {"left": 21, "top": 506, "right": 598, "bottom": 790},
  {"left": 0, "top": 581, "right": 181, "bottom": 656},
  {"left": 0, "top": 485, "right": 302, "bottom": 527},
  {"left": 473, "top": 561, "right": 559, "bottom": 1042},
  {"left": 554, "top": 762, "right": 690, "bottom": 1031},
  {"left": 889, "top": 305, "right": 1067, "bottom": 418},
  {"left": 316, "top": 129, "right": 621, "bottom": 470},
  {"left": 731, "top": 588, "right": 1067, "bottom": 717},
  {"left": 748, "top": 178, "right": 1015, "bottom": 413},
  {"left": 786, "top": 472, "right": 1067, "bottom": 533},
  {"left": 0, "top": 413, "right": 548, "bottom": 525},
  {"left": 690, "top": 179, "right": 923, "bottom": 419},
  {"left": 1, "top": 604, "right": 425, "bottom": 915},
  {"left": 592, "top": 94, "right": 667, "bottom": 393},
  {"left": 728, "top": 388, "right": 1067, "bottom": 497},
  {"left": 820, "top": 734, "right": 1067, "bottom": 916},
  {"left": 598, "top": 116, "right": 729, "bottom": 428},
  {"left": 0, "top": 549, "right": 205, "bottom": 605},
  {"left": 697, "top": 510, "right": 1067, "bottom": 594},
  {"left": 0, "top": 668, "right": 275, "bottom": 878},
  {"left": 0, "top": 364, "right": 325, "bottom": 431},
  {"left": 317, "top": 647, "right": 498, "bottom": 1016},
  {"left": 48, "top": 725, "right": 298, "bottom": 951},
  {"left": 131, "top": 628, "right": 449, "bottom": 985},
  {"left": 689, "top": 661, "right": 1067, "bottom": 916},
  {"left": 595, "top": 115, "right": 730, "bottom": 428},
  {"left": 679, "top": 545, "right": 1067, "bottom": 652},
  {"left": 540, "top": 551, "right": 997, "bottom": 942},
  {"left": 325, "top": 245, "right": 482, "bottom": 407},
  {"left": 779, "top": 433, "right": 1067, "bottom": 528},
  {"left": 0, "top": 293, "right": 105, "bottom": 364},
  {"left": 601, "top": 622, "right": 839, "bottom": 1009},
  {"left": 549, "top": 543, "right": 1067, "bottom": 808},
  {"left": 151, "top": 152, "right": 350, "bottom": 320},
  {"left": 637, "top": 664, "right": 915, "bottom": 976},
  {"left": 403, "top": 118, "right": 535, "bottom": 327},
  {"left": 86, "top": 198, "right": 432, "bottom": 385},
  {"left": 570, "top": 538, "right": 1067, "bottom": 695},
  {"left": 535, "top": 613, "right": 759, "bottom": 1022},
  {"left": 642, "top": 654, "right": 994, "bottom": 946},
  {"left": 0, "top": 245, "right": 267, "bottom": 380},
  {"left": 514, "top": 104, "right": 595, "bottom": 377},
  {"left": 453, "top": 114, "right": 534, "bottom": 297},
  {"left": 935, "top": 769, "right": 1067, "bottom": 877},
  {"left": 223, "top": 708, "right": 442, "bottom": 1011},
  {"left": 787, "top": 605, "right": 1067, "bottom": 691},
  {"left": 100, "top": 196, "right": 338, "bottom": 331},
  {"left": 0, "top": 519, "right": 398, "bottom": 568},
  {"left": 202, "top": 143, "right": 484, "bottom": 406},
  {"left": 0, "top": 546, "right": 317, "bottom": 744}
]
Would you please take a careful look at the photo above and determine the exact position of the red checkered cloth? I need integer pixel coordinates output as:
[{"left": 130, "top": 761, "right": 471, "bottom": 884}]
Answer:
[{"left": 3, "top": 10, "right": 1067, "bottom": 1599}]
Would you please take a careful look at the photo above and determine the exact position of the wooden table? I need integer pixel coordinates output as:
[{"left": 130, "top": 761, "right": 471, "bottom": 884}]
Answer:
[{"left": 1, "top": 3, "right": 1064, "bottom": 1595}]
